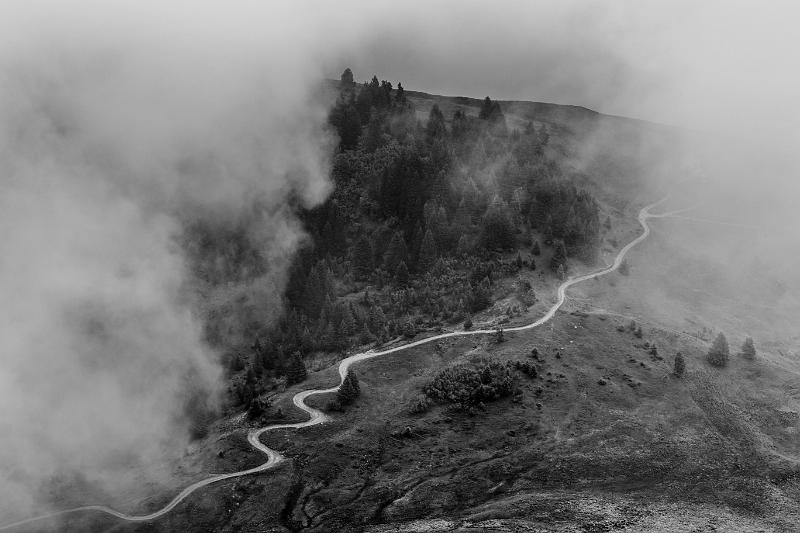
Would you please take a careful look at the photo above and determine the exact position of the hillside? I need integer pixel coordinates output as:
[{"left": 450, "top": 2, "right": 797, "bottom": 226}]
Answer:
[{"left": 14, "top": 74, "right": 800, "bottom": 533}]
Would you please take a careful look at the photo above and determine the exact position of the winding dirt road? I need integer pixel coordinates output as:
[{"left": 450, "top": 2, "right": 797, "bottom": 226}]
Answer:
[{"left": 0, "top": 196, "right": 669, "bottom": 531}]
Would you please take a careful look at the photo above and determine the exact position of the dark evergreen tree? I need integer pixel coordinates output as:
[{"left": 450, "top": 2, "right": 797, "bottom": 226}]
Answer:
[
  {"left": 340, "top": 68, "right": 355, "bottom": 87},
  {"left": 426, "top": 104, "right": 446, "bottom": 139},
  {"left": 286, "top": 351, "right": 307, "bottom": 385},
  {"left": 383, "top": 231, "right": 408, "bottom": 274},
  {"left": 481, "top": 198, "right": 515, "bottom": 250},
  {"left": 741, "top": 337, "right": 756, "bottom": 360},
  {"left": 328, "top": 96, "right": 361, "bottom": 150},
  {"left": 352, "top": 236, "right": 374, "bottom": 280},
  {"left": 395, "top": 260, "right": 410, "bottom": 285},
  {"left": 467, "top": 278, "right": 493, "bottom": 312},
  {"left": 673, "top": 352, "right": 686, "bottom": 377},
  {"left": 337, "top": 369, "right": 361, "bottom": 405},
  {"left": 418, "top": 229, "right": 437, "bottom": 272},
  {"left": 532, "top": 240, "right": 541, "bottom": 256},
  {"left": 394, "top": 82, "right": 407, "bottom": 108},
  {"left": 550, "top": 239, "right": 568, "bottom": 272},
  {"left": 707, "top": 332, "right": 730, "bottom": 367},
  {"left": 340, "top": 305, "right": 357, "bottom": 338},
  {"left": 362, "top": 112, "right": 385, "bottom": 153}
]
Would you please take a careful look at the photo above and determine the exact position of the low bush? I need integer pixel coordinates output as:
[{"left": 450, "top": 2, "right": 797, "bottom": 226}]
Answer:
[{"left": 423, "top": 358, "right": 515, "bottom": 411}]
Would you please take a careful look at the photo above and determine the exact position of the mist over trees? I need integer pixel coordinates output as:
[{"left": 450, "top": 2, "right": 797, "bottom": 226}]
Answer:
[{"left": 223, "top": 69, "right": 605, "bottom": 406}]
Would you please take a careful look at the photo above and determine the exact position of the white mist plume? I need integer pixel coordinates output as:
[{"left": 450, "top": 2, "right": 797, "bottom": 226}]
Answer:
[{"left": 0, "top": 0, "right": 337, "bottom": 518}]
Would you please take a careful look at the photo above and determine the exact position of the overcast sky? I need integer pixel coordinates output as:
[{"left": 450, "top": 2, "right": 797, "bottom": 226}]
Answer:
[{"left": 328, "top": 0, "right": 800, "bottom": 147}]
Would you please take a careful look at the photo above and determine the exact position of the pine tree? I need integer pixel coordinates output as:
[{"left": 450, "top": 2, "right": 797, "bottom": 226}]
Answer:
[
  {"left": 514, "top": 252, "right": 524, "bottom": 270},
  {"left": 550, "top": 239, "right": 568, "bottom": 272},
  {"left": 456, "top": 234, "right": 471, "bottom": 256},
  {"left": 426, "top": 104, "right": 446, "bottom": 139},
  {"left": 251, "top": 338, "right": 264, "bottom": 375},
  {"left": 383, "top": 231, "right": 407, "bottom": 274},
  {"left": 395, "top": 260, "right": 410, "bottom": 285},
  {"left": 342, "top": 306, "right": 356, "bottom": 337},
  {"left": 369, "top": 304, "right": 386, "bottom": 333},
  {"left": 707, "top": 332, "right": 730, "bottom": 367},
  {"left": 329, "top": 96, "right": 361, "bottom": 150},
  {"left": 481, "top": 197, "right": 515, "bottom": 250},
  {"left": 352, "top": 236, "right": 374, "bottom": 280},
  {"left": 286, "top": 351, "right": 307, "bottom": 385},
  {"left": 532, "top": 240, "right": 541, "bottom": 256},
  {"left": 673, "top": 352, "right": 686, "bottom": 377},
  {"left": 362, "top": 112, "right": 384, "bottom": 153},
  {"left": 340, "top": 67, "right": 355, "bottom": 87},
  {"left": 418, "top": 229, "right": 437, "bottom": 272},
  {"left": 394, "top": 82, "right": 406, "bottom": 108},
  {"left": 741, "top": 337, "right": 756, "bottom": 360},
  {"left": 337, "top": 369, "right": 361, "bottom": 405}
]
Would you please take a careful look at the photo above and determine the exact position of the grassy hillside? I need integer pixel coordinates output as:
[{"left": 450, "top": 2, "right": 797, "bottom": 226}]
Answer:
[{"left": 38, "top": 77, "right": 800, "bottom": 533}]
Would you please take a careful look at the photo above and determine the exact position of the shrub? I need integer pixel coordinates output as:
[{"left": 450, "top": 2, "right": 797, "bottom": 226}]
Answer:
[
  {"left": 513, "top": 360, "right": 538, "bottom": 378},
  {"left": 408, "top": 395, "right": 432, "bottom": 414},
  {"left": 464, "top": 315, "right": 473, "bottom": 330},
  {"left": 423, "top": 359, "right": 515, "bottom": 411},
  {"left": 247, "top": 395, "right": 271, "bottom": 420},
  {"left": 673, "top": 352, "right": 686, "bottom": 377},
  {"left": 325, "top": 399, "right": 343, "bottom": 412}
]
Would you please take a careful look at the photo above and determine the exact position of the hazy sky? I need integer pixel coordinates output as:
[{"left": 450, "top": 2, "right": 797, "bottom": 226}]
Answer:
[{"left": 332, "top": 0, "right": 800, "bottom": 147}]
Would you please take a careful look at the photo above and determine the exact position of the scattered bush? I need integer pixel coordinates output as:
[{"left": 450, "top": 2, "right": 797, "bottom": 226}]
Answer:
[{"left": 513, "top": 360, "right": 538, "bottom": 378}]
